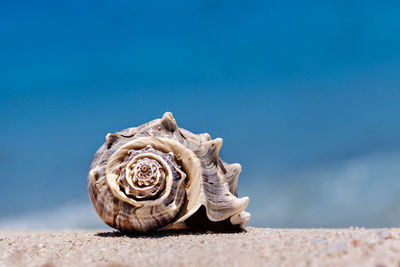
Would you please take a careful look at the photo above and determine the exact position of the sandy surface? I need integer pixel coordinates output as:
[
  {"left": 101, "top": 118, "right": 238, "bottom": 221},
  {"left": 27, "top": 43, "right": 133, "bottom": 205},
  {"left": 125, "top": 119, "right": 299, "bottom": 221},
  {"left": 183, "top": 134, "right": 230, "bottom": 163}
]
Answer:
[{"left": 1, "top": 227, "right": 400, "bottom": 267}]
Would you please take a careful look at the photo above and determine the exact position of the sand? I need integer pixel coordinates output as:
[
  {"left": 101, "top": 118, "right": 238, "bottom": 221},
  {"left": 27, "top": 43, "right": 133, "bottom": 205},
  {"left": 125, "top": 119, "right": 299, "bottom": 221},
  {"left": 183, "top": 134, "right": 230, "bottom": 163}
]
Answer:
[{"left": 1, "top": 227, "right": 400, "bottom": 267}]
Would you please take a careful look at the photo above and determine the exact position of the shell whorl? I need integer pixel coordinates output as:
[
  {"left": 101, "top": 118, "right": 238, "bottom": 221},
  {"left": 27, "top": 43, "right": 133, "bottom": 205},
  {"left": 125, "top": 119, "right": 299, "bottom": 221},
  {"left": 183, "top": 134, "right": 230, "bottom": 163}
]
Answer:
[
  {"left": 117, "top": 146, "right": 186, "bottom": 202},
  {"left": 88, "top": 112, "right": 250, "bottom": 232}
]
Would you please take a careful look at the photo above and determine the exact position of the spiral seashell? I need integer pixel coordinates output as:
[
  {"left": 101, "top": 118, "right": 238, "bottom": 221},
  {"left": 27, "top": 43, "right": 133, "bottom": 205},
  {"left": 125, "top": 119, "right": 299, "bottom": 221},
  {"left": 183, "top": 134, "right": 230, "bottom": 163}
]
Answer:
[{"left": 87, "top": 112, "right": 250, "bottom": 232}]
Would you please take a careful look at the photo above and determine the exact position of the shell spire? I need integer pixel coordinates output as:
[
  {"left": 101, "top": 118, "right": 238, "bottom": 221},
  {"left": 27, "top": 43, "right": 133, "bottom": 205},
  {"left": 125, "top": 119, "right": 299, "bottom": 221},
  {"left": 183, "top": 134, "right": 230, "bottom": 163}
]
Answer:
[{"left": 87, "top": 112, "right": 250, "bottom": 232}]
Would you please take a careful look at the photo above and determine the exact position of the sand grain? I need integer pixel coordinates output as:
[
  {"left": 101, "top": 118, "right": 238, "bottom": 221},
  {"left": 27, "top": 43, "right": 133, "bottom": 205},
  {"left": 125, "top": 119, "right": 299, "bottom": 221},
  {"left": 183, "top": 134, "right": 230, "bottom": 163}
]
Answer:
[{"left": 1, "top": 227, "right": 400, "bottom": 266}]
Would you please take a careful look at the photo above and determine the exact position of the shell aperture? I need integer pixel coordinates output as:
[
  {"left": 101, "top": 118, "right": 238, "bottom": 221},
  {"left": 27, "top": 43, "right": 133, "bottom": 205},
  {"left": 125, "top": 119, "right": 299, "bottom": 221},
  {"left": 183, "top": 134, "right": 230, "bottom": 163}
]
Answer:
[{"left": 87, "top": 112, "right": 250, "bottom": 232}]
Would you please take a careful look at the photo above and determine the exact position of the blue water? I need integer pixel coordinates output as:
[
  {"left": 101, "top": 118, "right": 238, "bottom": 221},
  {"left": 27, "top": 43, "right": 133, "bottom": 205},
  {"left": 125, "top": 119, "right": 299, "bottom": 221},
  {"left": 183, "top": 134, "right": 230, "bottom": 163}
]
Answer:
[{"left": 1, "top": 1, "right": 400, "bottom": 228}]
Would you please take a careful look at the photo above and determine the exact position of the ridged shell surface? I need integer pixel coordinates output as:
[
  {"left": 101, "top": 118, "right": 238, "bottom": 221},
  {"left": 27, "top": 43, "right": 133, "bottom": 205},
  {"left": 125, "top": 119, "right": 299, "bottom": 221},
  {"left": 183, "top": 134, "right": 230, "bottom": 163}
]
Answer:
[{"left": 87, "top": 112, "right": 250, "bottom": 232}]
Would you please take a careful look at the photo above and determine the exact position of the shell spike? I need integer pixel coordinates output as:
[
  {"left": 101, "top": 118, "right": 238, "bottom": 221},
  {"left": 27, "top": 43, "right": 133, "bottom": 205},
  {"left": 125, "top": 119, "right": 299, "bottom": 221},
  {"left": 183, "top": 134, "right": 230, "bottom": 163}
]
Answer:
[
  {"left": 203, "top": 138, "right": 223, "bottom": 162},
  {"left": 161, "top": 112, "right": 177, "bottom": 132},
  {"left": 230, "top": 211, "right": 251, "bottom": 228},
  {"left": 105, "top": 133, "right": 125, "bottom": 149},
  {"left": 199, "top": 133, "right": 211, "bottom": 142}
]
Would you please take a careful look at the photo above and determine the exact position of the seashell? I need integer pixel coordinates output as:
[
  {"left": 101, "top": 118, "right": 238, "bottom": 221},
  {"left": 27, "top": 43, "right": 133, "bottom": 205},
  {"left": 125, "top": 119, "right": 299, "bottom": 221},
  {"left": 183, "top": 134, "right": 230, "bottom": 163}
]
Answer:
[{"left": 87, "top": 112, "right": 250, "bottom": 232}]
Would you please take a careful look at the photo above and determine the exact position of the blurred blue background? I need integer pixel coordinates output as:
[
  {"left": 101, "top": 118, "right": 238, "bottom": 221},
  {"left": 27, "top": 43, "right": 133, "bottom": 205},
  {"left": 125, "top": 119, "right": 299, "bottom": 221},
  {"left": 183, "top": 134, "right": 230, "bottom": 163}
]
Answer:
[{"left": 1, "top": 0, "right": 400, "bottom": 229}]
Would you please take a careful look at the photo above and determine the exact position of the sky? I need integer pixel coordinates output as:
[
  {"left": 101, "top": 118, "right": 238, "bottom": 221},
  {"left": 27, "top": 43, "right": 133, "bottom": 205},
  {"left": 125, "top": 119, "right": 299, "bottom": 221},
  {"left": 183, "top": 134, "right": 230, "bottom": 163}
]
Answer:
[{"left": 1, "top": 0, "right": 400, "bottom": 229}]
